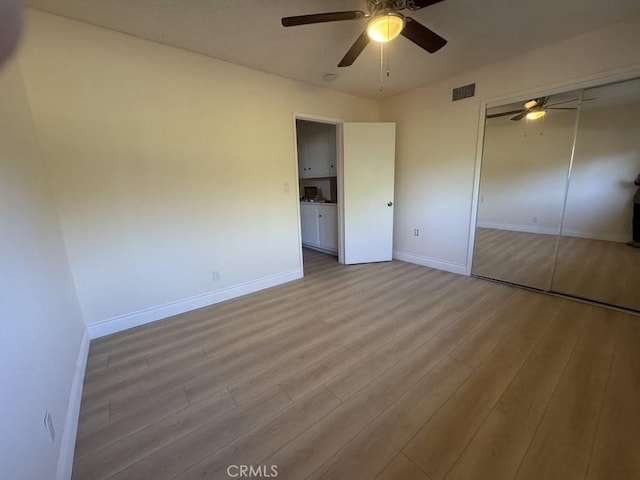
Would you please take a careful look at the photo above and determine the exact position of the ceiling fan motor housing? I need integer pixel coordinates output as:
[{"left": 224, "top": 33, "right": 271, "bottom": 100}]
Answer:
[{"left": 368, "top": 0, "right": 408, "bottom": 15}]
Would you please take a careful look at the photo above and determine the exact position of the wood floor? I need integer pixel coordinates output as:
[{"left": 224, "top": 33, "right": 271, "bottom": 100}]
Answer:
[{"left": 74, "top": 249, "right": 640, "bottom": 480}]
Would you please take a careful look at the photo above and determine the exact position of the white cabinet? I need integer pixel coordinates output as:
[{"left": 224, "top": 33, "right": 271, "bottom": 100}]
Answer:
[
  {"left": 300, "top": 203, "right": 320, "bottom": 248},
  {"left": 318, "top": 205, "right": 338, "bottom": 252},
  {"left": 300, "top": 203, "right": 338, "bottom": 253},
  {"left": 297, "top": 121, "right": 337, "bottom": 179}
]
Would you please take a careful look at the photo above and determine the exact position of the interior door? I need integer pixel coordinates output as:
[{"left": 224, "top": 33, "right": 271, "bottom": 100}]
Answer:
[{"left": 342, "top": 122, "right": 396, "bottom": 264}]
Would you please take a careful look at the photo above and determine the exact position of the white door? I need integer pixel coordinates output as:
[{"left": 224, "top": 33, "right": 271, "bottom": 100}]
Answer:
[{"left": 342, "top": 122, "right": 396, "bottom": 264}]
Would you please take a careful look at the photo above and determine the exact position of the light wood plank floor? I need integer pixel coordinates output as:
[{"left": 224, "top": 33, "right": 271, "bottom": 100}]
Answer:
[{"left": 73, "top": 249, "right": 640, "bottom": 480}]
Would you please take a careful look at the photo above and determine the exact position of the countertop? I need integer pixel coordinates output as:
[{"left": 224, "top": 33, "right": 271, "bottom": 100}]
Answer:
[{"left": 300, "top": 200, "right": 337, "bottom": 205}]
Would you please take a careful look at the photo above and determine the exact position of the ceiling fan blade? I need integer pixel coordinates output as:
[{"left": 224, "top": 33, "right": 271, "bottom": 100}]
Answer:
[
  {"left": 545, "top": 98, "right": 580, "bottom": 107},
  {"left": 282, "top": 11, "right": 365, "bottom": 27},
  {"left": 545, "top": 97, "right": 596, "bottom": 108},
  {"left": 406, "top": 0, "right": 445, "bottom": 10},
  {"left": 546, "top": 107, "right": 578, "bottom": 110},
  {"left": 338, "top": 31, "right": 370, "bottom": 67},
  {"left": 511, "top": 111, "right": 528, "bottom": 121},
  {"left": 401, "top": 17, "right": 447, "bottom": 53},
  {"left": 486, "top": 109, "right": 526, "bottom": 119}
]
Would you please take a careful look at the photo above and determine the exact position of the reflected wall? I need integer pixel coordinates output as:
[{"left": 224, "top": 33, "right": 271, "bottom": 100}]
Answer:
[{"left": 473, "top": 91, "right": 579, "bottom": 290}]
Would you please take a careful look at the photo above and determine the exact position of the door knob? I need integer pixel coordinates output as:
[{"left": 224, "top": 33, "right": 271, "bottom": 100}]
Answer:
[{"left": 387, "top": 202, "right": 393, "bottom": 207}]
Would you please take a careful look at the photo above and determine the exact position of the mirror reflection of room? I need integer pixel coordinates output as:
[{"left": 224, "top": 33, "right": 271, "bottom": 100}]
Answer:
[
  {"left": 472, "top": 90, "right": 581, "bottom": 290},
  {"left": 472, "top": 77, "right": 640, "bottom": 312},
  {"left": 551, "top": 78, "right": 640, "bottom": 311}
]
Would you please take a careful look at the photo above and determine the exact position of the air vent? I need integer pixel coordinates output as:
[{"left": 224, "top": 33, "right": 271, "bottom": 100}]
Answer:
[{"left": 452, "top": 83, "right": 476, "bottom": 102}]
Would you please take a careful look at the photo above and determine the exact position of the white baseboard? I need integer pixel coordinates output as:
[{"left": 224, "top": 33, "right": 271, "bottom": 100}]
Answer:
[
  {"left": 87, "top": 268, "right": 303, "bottom": 339},
  {"left": 561, "top": 228, "right": 628, "bottom": 244},
  {"left": 477, "top": 221, "right": 560, "bottom": 236},
  {"left": 56, "top": 327, "right": 90, "bottom": 480},
  {"left": 393, "top": 250, "right": 467, "bottom": 276}
]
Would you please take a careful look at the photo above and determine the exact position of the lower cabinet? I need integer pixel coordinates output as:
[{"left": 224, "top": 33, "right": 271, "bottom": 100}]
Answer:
[{"left": 300, "top": 203, "right": 338, "bottom": 253}]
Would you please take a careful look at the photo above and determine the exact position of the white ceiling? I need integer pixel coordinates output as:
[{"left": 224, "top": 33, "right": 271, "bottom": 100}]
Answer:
[{"left": 25, "top": 0, "right": 640, "bottom": 99}]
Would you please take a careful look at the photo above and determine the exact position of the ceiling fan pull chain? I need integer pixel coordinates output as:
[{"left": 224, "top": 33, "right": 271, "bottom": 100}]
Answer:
[
  {"left": 380, "top": 42, "right": 385, "bottom": 91},
  {"left": 386, "top": 42, "right": 391, "bottom": 78}
]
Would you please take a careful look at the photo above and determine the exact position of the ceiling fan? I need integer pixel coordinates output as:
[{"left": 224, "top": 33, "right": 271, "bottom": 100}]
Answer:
[
  {"left": 486, "top": 97, "right": 583, "bottom": 121},
  {"left": 281, "top": 0, "right": 447, "bottom": 68}
]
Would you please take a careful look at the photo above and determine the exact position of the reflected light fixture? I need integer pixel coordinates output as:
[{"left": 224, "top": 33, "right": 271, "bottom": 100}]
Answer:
[
  {"left": 367, "top": 13, "right": 405, "bottom": 43},
  {"left": 526, "top": 110, "right": 546, "bottom": 120}
]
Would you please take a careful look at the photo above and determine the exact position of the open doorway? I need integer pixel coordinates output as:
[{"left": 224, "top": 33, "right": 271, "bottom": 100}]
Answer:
[
  {"left": 294, "top": 117, "right": 341, "bottom": 270},
  {"left": 294, "top": 115, "right": 397, "bottom": 273}
]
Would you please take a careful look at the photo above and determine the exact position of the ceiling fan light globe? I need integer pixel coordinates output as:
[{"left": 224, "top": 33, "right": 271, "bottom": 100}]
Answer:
[
  {"left": 367, "top": 13, "right": 405, "bottom": 43},
  {"left": 526, "top": 110, "right": 546, "bottom": 120}
]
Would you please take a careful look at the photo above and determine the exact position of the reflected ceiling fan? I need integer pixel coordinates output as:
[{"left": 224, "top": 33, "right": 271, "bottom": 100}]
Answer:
[
  {"left": 486, "top": 97, "right": 584, "bottom": 121},
  {"left": 281, "top": 0, "right": 447, "bottom": 67}
]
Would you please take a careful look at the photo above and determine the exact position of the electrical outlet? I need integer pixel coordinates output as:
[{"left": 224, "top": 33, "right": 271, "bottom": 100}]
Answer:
[
  {"left": 479, "top": 195, "right": 484, "bottom": 204},
  {"left": 43, "top": 410, "right": 55, "bottom": 443},
  {"left": 623, "top": 222, "right": 631, "bottom": 231},
  {"left": 414, "top": 228, "right": 420, "bottom": 237},
  {"left": 532, "top": 216, "right": 538, "bottom": 224},
  {"left": 284, "top": 183, "right": 290, "bottom": 193},
  {"left": 213, "top": 270, "right": 221, "bottom": 282}
]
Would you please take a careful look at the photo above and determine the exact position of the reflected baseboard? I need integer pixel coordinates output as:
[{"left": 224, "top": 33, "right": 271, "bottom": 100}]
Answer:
[{"left": 476, "top": 221, "right": 560, "bottom": 236}]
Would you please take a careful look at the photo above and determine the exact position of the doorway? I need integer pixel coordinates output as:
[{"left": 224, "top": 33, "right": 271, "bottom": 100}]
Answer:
[
  {"left": 295, "top": 118, "right": 340, "bottom": 272},
  {"left": 293, "top": 115, "right": 397, "bottom": 273}
]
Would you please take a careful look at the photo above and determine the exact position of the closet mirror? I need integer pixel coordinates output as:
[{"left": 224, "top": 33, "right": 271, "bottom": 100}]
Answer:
[
  {"left": 552, "top": 78, "right": 640, "bottom": 310},
  {"left": 472, "top": 90, "right": 581, "bottom": 290},
  {"left": 473, "top": 77, "right": 640, "bottom": 312}
]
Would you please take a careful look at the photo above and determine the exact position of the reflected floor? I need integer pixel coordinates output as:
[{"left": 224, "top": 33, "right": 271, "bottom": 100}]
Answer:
[
  {"left": 473, "top": 228, "right": 640, "bottom": 311},
  {"left": 472, "top": 228, "right": 558, "bottom": 290},
  {"left": 553, "top": 235, "right": 640, "bottom": 311}
]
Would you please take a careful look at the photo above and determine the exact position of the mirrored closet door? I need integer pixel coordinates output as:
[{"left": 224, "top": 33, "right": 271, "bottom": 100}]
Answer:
[
  {"left": 472, "top": 90, "right": 581, "bottom": 290},
  {"left": 472, "top": 77, "right": 640, "bottom": 312},
  {"left": 552, "top": 78, "right": 640, "bottom": 311}
]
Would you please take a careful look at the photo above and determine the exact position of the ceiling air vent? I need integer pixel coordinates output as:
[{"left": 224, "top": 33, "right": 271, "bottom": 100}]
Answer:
[{"left": 452, "top": 83, "right": 476, "bottom": 102}]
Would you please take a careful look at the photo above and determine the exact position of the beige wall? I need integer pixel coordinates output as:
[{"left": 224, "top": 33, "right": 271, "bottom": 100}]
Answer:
[
  {"left": 18, "top": 10, "right": 380, "bottom": 332},
  {"left": 382, "top": 15, "right": 640, "bottom": 273},
  {"left": 0, "top": 59, "right": 85, "bottom": 480}
]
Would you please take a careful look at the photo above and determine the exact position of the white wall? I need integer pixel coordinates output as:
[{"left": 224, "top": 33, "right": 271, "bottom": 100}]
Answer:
[
  {"left": 18, "top": 10, "right": 379, "bottom": 334},
  {"left": 382, "top": 15, "right": 640, "bottom": 273},
  {"left": 0, "top": 60, "right": 85, "bottom": 480}
]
